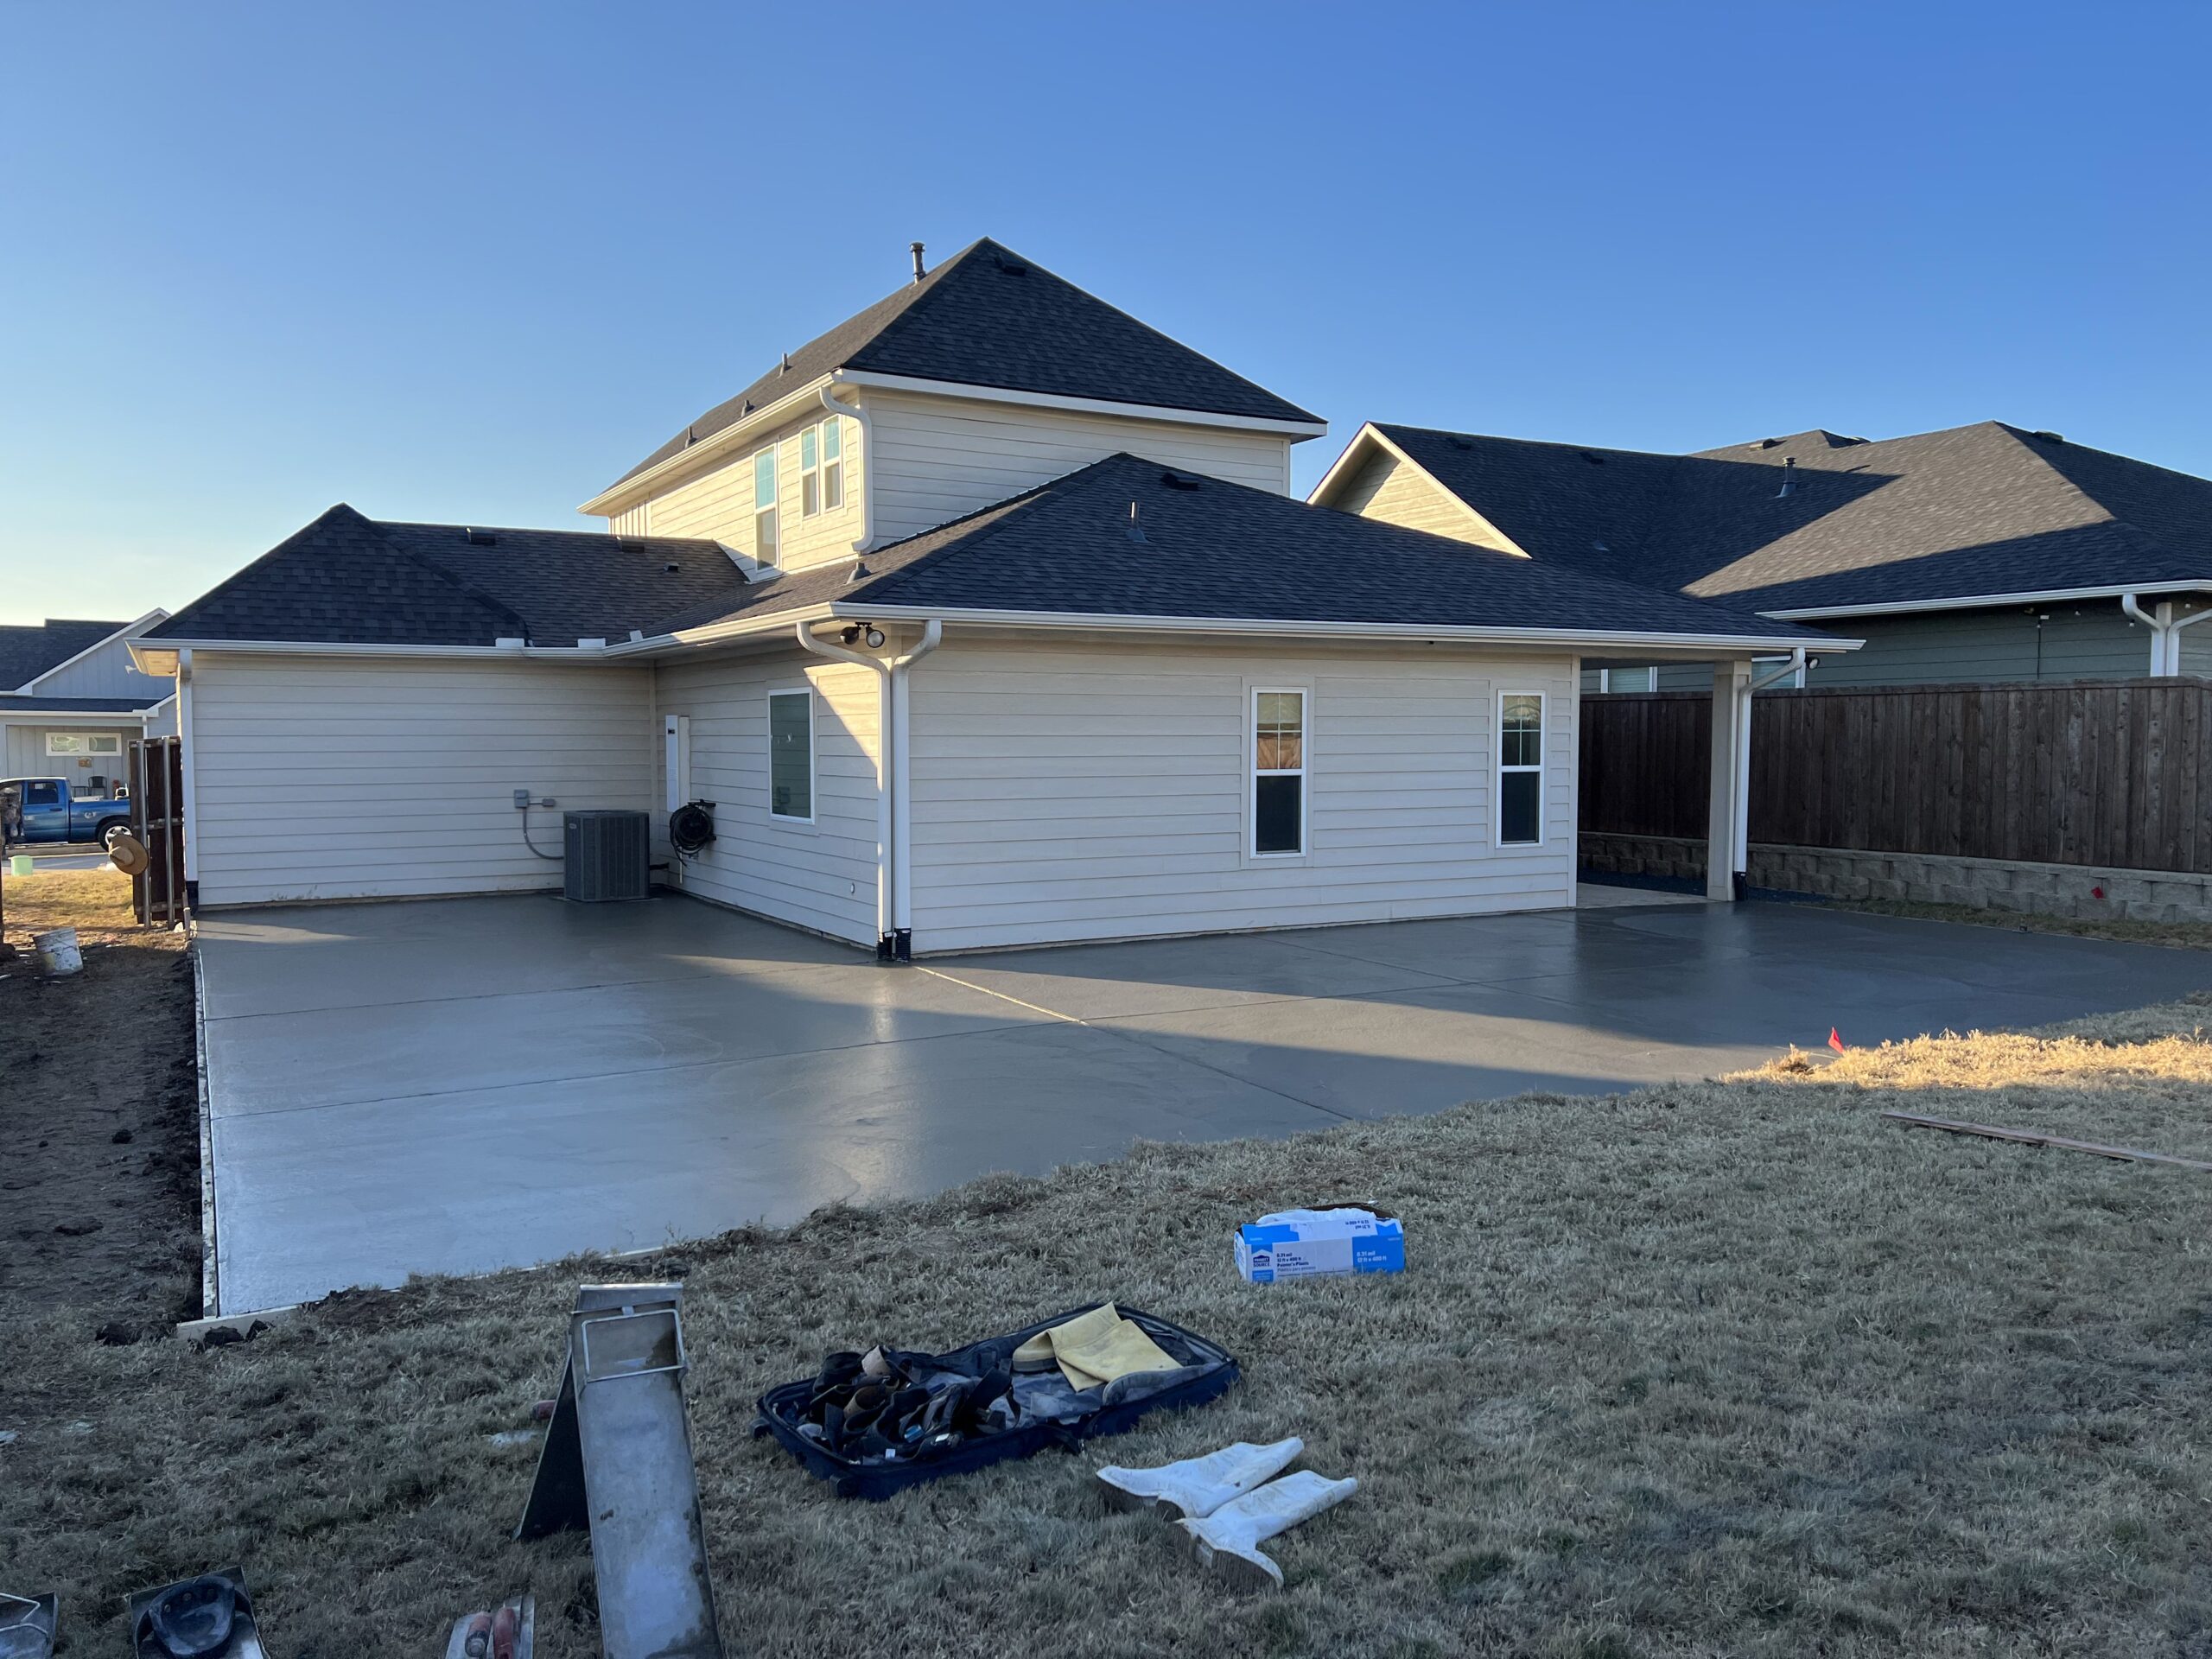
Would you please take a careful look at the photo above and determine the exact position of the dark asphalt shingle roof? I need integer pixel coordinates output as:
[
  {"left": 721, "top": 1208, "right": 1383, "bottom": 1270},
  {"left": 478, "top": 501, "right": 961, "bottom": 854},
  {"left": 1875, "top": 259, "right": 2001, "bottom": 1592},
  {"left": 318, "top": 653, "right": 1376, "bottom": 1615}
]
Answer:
[
  {"left": 609, "top": 238, "right": 1320, "bottom": 488},
  {"left": 0, "top": 694, "right": 164, "bottom": 713},
  {"left": 149, "top": 507, "right": 747, "bottom": 647},
  {"left": 1368, "top": 421, "right": 2212, "bottom": 613},
  {"left": 796, "top": 455, "right": 1825, "bottom": 643},
  {"left": 0, "top": 619, "right": 126, "bottom": 690}
]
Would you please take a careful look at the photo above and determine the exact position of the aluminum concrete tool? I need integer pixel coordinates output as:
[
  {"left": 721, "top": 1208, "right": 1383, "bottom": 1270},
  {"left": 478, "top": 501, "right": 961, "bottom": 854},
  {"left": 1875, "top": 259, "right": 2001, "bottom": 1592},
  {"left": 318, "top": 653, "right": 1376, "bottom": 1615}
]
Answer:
[
  {"left": 0, "top": 1592, "right": 58, "bottom": 1659},
  {"left": 516, "top": 1284, "right": 723, "bottom": 1659},
  {"left": 125, "top": 1567, "right": 268, "bottom": 1659}
]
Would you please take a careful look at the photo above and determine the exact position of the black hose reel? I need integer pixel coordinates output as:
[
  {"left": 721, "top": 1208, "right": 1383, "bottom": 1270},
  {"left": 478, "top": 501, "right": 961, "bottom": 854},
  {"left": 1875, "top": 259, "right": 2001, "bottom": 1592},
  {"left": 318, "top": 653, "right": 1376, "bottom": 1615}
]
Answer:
[{"left": 668, "top": 801, "right": 716, "bottom": 856}]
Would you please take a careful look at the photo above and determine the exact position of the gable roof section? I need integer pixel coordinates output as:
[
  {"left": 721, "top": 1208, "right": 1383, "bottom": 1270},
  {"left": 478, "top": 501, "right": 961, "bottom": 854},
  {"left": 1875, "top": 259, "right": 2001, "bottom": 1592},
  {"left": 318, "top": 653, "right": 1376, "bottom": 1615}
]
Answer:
[
  {"left": 608, "top": 238, "right": 1321, "bottom": 490},
  {"left": 0, "top": 619, "right": 128, "bottom": 690},
  {"left": 148, "top": 506, "right": 745, "bottom": 648},
  {"left": 1334, "top": 420, "right": 2212, "bottom": 615}
]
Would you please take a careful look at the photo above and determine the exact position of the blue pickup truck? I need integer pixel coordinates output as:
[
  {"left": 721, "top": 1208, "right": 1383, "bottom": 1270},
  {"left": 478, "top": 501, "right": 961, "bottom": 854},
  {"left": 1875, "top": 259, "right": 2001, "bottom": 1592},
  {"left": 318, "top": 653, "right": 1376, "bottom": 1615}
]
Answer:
[{"left": 2, "top": 777, "right": 135, "bottom": 848}]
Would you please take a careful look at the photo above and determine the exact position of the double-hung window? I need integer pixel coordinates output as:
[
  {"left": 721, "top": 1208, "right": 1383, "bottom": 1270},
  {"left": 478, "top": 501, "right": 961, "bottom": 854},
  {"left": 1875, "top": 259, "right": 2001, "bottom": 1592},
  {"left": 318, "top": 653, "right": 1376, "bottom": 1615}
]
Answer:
[
  {"left": 1250, "top": 689, "right": 1306, "bottom": 857},
  {"left": 1497, "top": 691, "right": 1545, "bottom": 845},
  {"left": 799, "top": 419, "right": 843, "bottom": 517},
  {"left": 767, "top": 689, "right": 814, "bottom": 822},
  {"left": 753, "top": 447, "right": 779, "bottom": 565}
]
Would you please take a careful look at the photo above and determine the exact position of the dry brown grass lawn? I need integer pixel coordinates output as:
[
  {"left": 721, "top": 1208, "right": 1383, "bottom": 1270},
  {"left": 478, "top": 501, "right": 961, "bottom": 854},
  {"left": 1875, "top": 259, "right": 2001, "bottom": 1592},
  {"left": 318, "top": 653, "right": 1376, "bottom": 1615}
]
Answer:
[
  {"left": 6, "top": 957, "right": 2212, "bottom": 1656},
  {"left": 1838, "top": 896, "right": 2212, "bottom": 953}
]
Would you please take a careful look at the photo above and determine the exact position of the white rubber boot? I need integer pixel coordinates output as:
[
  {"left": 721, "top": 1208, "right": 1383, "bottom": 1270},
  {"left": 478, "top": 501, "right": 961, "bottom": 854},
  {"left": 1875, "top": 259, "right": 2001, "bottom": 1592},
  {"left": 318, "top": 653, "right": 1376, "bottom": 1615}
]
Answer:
[
  {"left": 1179, "top": 1470, "right": 1357, "bottom": 1590},
  {"left": 1094, "top": 1437, "right": 1304, "bottom": 1521}
]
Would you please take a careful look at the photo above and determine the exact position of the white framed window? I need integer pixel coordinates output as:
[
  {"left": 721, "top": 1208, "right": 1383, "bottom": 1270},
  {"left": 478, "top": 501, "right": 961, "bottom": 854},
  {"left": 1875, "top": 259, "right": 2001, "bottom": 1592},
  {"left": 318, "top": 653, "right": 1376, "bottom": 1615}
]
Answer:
[
  {"left": 1497, "top": 690, "right": 1545, "bottom": 846},
  {"left": 1249, "top": 687, "right": 1306, "bottom": 857},
  {"left": 753, "top": 446, "right": 780, "bottom": 565},
  {"left": 798, "top": 418, "right": 844, "bottom": 518},
  {"left": 766, "top": 689, "right": 814, "bottom": 822},
  {"left": 47, "top": 732, "right": 122, "bottom": 758}
]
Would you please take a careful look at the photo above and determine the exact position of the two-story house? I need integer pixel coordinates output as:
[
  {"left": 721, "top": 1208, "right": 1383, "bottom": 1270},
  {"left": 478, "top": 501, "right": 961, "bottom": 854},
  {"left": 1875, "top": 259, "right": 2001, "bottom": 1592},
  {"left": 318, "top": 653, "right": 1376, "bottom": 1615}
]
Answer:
[{"left": 130, "top": 238, "right": 1833, "bottom": 948}]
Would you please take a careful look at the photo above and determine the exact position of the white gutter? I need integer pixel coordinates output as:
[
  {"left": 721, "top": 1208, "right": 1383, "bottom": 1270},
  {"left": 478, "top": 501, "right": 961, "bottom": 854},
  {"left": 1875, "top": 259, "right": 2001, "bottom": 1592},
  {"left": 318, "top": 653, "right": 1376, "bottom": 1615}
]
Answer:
[
  {"left": 792, "top": 617, "right": 943, "bottom": 957},
  {"left": 828, "top": 601, "right": 1851, "bottom": 656},
  {"left": 2121, "top": 592, "right": 2212, "bottom": 676},
  {"left": 1770, "top": 581, "right": 2212, "bottom": 621},
  {"left": 821, "top": 382, "right": 876, "bottom": 554}
]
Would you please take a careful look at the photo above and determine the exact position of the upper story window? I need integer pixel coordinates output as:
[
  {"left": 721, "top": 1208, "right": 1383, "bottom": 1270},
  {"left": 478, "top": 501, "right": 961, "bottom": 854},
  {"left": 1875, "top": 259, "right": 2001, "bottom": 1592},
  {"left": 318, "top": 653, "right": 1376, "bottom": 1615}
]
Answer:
[
  {"left": 753, "top": 447, "right": 779, "bottom": 565},
  {"left": 799, "top": 419, "right": 844, "bottom": 518},
  {"left": 1497, "top": 691, "right": 1545, "bottom": 845}
]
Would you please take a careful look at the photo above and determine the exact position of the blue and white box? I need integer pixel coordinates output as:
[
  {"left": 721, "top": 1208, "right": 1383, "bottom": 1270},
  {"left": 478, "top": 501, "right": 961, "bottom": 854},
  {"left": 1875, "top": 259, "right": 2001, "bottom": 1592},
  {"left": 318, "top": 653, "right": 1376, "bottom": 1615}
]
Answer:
[{"left": 1234, "top": 1207, "right": 1405, "bottom": 1284}]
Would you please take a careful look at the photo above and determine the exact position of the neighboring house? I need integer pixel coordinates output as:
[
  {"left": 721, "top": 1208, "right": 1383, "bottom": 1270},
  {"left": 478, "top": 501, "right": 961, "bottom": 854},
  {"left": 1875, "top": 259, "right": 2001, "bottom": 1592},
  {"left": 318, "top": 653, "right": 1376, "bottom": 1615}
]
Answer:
[
  {"left": 1311, "top": 421, "right": 2212, "bottom": 691},
  {"left": 0, "top": 613, "right": 175, "bottom": 799},
  {"left": 131, "top": 238, "right": 1834, "bottom": 939}
]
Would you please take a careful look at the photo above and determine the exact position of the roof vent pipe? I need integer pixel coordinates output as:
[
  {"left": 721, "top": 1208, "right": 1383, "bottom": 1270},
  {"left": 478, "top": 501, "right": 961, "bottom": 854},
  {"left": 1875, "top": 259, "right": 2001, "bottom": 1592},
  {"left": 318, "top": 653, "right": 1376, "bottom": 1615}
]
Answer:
[
  {"left": 1775, "top": 456, "right": 1797, "bottom": 499},
  {"left": 910, "top": 242, "right": 925, "bottom": 284}
]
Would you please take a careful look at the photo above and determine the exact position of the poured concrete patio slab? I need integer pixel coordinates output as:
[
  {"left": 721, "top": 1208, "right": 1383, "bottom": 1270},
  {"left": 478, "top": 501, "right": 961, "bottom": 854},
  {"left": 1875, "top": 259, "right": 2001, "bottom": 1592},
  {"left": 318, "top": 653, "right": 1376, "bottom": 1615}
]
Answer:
[{"left": 194, "top": 892, "right": 2212, "bottom": 1313}]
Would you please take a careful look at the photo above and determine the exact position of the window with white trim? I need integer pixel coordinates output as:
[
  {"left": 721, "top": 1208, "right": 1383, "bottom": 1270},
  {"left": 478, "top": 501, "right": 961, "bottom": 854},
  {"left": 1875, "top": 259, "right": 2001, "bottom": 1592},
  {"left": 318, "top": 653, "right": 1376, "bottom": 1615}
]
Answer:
[
  {"left": 753, "top": 447, "right": 780, "bottom": 565},
  {"left": 767, "top": 689, "right": 813, "bottom": 821},
  {"left": 47, "top": 733, "right": 122, "bottom": 758},
  {"left": 1250, "top": 689, "right": 1306, "bottom": 856},
  {"left": 798, "top": 418, "right": 844, "bottom": 517},
  {"left": 1497, "top": 691, "right": 1544, "bottom": 845}
]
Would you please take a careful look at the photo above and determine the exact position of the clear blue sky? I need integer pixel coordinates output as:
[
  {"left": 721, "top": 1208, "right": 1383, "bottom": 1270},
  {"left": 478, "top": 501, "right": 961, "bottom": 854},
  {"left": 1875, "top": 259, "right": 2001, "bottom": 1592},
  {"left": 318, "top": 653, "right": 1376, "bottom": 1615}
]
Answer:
[{"left": 3, "top": 1, "right": 2208, "bottom": 626}]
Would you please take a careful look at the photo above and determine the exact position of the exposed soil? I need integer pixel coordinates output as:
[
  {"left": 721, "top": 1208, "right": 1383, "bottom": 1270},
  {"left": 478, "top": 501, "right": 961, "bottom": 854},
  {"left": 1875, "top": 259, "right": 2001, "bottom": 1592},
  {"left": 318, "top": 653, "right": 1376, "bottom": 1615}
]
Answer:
[{"left": 0, "top": 870, "right": 201, "bottom": 1338}]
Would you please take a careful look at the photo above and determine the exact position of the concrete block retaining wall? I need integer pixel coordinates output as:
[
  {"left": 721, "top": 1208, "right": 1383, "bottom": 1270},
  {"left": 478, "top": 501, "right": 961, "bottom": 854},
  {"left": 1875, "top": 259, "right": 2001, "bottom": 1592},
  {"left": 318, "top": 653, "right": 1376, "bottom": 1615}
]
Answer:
[{"left": 1580, "top": 832, "right": 2212, "bottom": 924}]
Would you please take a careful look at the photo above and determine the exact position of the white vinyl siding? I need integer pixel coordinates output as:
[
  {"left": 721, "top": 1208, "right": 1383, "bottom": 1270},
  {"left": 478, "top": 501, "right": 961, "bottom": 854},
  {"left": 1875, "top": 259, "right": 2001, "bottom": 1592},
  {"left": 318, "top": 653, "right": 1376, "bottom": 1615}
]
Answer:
[
  {"left": 616, "top": 409, "right": 863, "bottom": 572},
  {"left": 905, "top": 635, "right": 1578, "bottom": 952},
  {"left": 867, "top": 389, "right": 1297, "bottom": 542},
  {"left": 186, "top": 656, "right": 655, "bottom": 907},
  {"left": 652, "top": 646, "right": 880, "bottom": 946}
]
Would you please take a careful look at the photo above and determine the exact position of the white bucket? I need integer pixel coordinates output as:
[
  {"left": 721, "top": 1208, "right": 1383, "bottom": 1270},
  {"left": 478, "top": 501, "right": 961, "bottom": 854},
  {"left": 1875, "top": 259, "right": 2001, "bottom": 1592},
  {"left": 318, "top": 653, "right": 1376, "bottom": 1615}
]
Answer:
[
  {"left": 8, "top": 855, "right": 31, "bottom": 877},
  {"left": 34, "top": 925, "right": 83, "bottom": 976}
]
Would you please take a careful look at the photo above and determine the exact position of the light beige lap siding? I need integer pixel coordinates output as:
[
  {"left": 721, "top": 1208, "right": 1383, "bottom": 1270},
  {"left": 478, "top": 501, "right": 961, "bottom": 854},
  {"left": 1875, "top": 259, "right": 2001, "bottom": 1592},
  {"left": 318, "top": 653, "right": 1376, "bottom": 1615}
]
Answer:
[{"left": 903, "top": 634, "right": 1579, "bottom": 953}]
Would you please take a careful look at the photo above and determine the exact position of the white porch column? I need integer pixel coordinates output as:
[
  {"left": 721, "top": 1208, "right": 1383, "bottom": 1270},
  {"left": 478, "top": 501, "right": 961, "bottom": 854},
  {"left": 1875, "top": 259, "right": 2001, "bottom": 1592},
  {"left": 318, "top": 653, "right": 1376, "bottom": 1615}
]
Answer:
[{"left": 1707, "top": 659, "right": 1751, "bottom": 901}]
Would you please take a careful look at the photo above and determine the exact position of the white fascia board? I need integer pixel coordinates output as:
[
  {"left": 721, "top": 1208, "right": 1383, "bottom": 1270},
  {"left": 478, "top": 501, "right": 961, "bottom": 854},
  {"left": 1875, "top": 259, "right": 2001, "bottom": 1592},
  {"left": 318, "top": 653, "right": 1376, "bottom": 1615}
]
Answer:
[
  {"left": 578, "top": 374, "right": 837, "bottom": 518},
  {"left": 1306, "top": 423, "right": 1388, "bottom": 505},
  {"left": 125, "top": 638, "right": 611, "bottom": 664},
  {"left": 601, "top": 602, "right": 837, "bottom": 658},
  {"left": 827, "top": 601, "right": 1853, "bottom": 656},
  {"left": 19, "top": 607, "right": 172, "bottom": 691},
  {"left": 830, "top": 369, "right": 1330, "bottom": 440},
  {"left": 0, "top": 703, "right": 165, "bottom": 722},
  {"left": 1764, "top": 580, "right": 2212, "bottom": 620}
]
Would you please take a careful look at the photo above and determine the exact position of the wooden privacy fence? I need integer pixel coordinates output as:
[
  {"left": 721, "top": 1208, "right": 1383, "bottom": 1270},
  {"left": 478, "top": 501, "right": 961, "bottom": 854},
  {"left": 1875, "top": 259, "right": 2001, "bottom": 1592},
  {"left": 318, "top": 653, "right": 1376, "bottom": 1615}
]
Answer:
[{"left": 1580, "top": 678, "right": 2212, "bottom": 874}]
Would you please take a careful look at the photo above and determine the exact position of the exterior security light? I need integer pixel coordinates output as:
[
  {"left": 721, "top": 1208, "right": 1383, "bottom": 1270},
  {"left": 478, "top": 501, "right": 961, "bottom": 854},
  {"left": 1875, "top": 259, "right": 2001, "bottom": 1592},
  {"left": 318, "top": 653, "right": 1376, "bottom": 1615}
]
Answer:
[{"left": 864, "top": 626, "right": 887, "bottom": 649}]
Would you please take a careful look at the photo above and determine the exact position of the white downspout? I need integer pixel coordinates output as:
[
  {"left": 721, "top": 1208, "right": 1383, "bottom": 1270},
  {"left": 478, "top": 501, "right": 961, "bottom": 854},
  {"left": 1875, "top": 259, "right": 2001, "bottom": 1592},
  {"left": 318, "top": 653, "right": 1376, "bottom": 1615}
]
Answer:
[
  {"left": 887, "top": 620, "right": 942, "bottom": 938},
  {"left": 793, "top": 616, "right": 941, "bottom": 956},
  {"left": 1731, "top": 649, "right": 1806, "bottom": 885},
  {"left": 2167, "top": 604, "right": 2212, "bottom": 676},
  {"left": 176, "top": 648, "right": 198, "bottom": 886},
  {"left": 821, "top": 382, "right": 876, "bottom": 555}
]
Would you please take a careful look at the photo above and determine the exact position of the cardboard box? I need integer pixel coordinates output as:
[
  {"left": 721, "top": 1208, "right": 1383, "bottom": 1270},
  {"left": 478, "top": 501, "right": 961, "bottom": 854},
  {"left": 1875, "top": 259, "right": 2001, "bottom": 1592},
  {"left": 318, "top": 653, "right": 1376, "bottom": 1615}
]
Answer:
[{"left": 1234, "top": 1207, "right": 1405, "bottom": 1284}]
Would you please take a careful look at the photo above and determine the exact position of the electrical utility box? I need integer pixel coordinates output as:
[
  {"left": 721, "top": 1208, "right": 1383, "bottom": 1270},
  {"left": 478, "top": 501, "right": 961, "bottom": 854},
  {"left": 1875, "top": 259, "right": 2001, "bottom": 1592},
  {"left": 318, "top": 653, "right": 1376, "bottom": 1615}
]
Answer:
[{"left": 563, "top": 810, "right": 651, "bottom": 903}]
